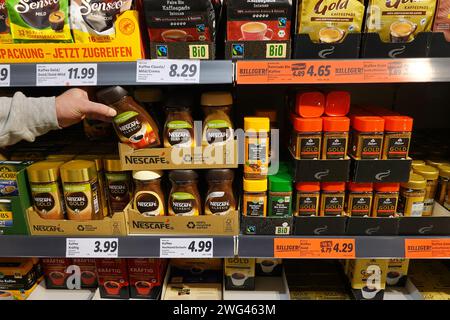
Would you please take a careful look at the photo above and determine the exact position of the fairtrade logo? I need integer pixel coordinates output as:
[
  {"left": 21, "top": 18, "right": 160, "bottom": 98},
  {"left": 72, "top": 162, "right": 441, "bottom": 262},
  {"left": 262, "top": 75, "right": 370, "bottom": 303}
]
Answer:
[
  {"left": 232, "top": 44, "right": 244, "bottom": 58},
  {"left": 314, "top": 169, "right": 330, "bottom": 180},
  {"left": 318, "top": 47, "right": 335, "bottom": 58},
  {"left": 365, "top": 226, "right": 381, "bottom": 235},
  {"left": 314, "top": 225, "right": 328, "bottom": 235},
  {"left": 388, "top": 46, "right": 406, "bottom": 58},
  {"left": 196, "top": 24, "right": 205, "bottom": 32},
  {"left": 156, "top": 45, "right": 168, "bottom": 58},
  {"left": 246, "top": 226, "right": 256, "bottom": 234},
  {"left": 278, "top": 17, "right": 287, "bottom": 27},
  {"left": 375, "top": 170, "right": 391, "bottom": 181},
  {"left": 419, "top": 225, "right": 434, "bottom": 234}
]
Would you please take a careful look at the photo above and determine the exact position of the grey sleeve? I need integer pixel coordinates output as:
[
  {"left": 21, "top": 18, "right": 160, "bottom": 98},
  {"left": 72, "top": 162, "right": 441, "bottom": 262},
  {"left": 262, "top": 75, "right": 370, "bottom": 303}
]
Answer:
[{"left": 0, "top": 92, "right": 60, "bottom": 147}]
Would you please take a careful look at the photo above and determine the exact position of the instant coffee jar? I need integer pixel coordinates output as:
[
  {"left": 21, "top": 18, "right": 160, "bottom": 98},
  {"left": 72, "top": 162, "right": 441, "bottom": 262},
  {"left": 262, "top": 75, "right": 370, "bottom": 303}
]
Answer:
[
  {"left": 27, "top": 161, "right": 65, "bottom": 220},
  {"left": 320, "top": 182, "right": 345, "bottom": 216},
  {"left": 291, "top": 116, "right": 322, "bottom": 160},
  {"left": 346, "top": 182, "right": 373, "bottom": 217},
  {"left": 294, "top": 182, "right": 320, "bottom": 216},
  {"left": 205, "top": 169, "right": 236, "bottom": 215},
  {"left": 436, "top": 165, "right": 450, "bottom": 209},
  {"left": 201, "top": 92, "right": 234, "bottom": 146},
  {"left": 168, "top": 170, "right": 201, "bottom": 216},
  {"left": 398, "top": 173, "right": 426, "bottom": 217},
  {"left": 382, "top": 116, "right": 413, "bottom": 159},
  {"left": 243, "top": 178, "right": 268, "bottom": 217},
  {"left": 322, "top": 116, "right": 350, "bottom": 160},
  {"left": 350, "top": 116, "right": 385, "bottom": 160},
  {"left": 132, "top": 171, "right": 165, "bottom": 216},
  {"left": 104, "top": 158, "right": 132, "bottom": 214},
  {"left": 372, "top": 183, "right": 400, "bottom": 217},
  {"left": 60, "top": 160, "right": 101, "bottom": 221},
  {"left": 413, "top": 165, "right": 439, "bottom": 216},
  {"left": 244, "top": 117, "right": 270, "bottom": 179}
]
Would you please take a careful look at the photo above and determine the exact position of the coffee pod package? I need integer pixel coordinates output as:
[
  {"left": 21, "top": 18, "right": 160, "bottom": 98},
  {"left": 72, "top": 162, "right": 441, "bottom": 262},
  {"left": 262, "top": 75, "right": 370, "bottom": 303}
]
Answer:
[
  {"left": 365, "top": 0, "right": 437, "bottom": 43},
  {"left": 0, "top": 0, "right": 12, "bottom": 43},
  {"left": 143, "top": 0, "right": 215, "bottom": 43},
  {"left": 70, "top": 0, "right": 132, "bottom": 43},
  {"left": 227, "top": 0, "right": 292, "bottom": 41},
  {"left": 297, "top": 0, "right": 365, "bottom": 43},
  {"left": 6, "top": 0, "right": 72, "bottom": 42},
  {"left": 433, "top": 0, "right": 450, "bottom": 42}
]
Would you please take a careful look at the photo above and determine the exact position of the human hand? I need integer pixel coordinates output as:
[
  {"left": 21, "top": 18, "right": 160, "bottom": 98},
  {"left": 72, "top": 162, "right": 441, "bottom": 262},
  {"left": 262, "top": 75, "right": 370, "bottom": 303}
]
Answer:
[{"left": 55, "top": 88, "right": 117, "bottom": 128}]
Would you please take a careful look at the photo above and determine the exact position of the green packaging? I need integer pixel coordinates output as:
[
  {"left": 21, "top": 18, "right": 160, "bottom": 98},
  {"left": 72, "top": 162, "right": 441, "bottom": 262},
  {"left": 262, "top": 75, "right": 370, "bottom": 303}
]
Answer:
[{"left": 268, "top": 171, "right": 293, "bottom": 217}]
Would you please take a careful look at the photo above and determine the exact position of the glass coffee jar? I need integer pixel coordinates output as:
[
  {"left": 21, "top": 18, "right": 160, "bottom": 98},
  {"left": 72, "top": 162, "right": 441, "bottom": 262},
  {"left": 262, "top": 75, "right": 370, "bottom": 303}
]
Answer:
[
  {"left": 205, "top": 169, "right": 236, "bottom": 215},
  {"left": 168, "top": 170, "right": 201, "bottom": 216},
  {"left": 132, "top": 171, "right": 165, "bottom": 216}
]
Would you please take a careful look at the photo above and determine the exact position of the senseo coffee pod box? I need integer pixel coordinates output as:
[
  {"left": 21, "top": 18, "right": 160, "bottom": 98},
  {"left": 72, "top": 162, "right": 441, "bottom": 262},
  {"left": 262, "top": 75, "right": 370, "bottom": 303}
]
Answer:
[
  {"left": 95, "top": 259, "right": 129, "bottom": 299},
  {"left": 227, "top": 0, "right": 292, "bottom": 41},
  {"left": 225, "top": 258, "right": 255, "bottom": 290},
  {"left": 256, "top": 259, "right": 282, "bottom": 277},
  {"left": 347, "top": 259, "right": 388, "bottom": 300}
]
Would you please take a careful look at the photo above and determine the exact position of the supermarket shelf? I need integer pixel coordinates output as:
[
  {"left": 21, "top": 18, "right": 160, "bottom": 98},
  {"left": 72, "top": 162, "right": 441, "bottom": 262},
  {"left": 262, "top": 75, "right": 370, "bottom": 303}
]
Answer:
[
  {"left": 0, "top": 235, "right": 235, "bottom": 258},
  {"left": 7, "top": 61, "right": 233, "bottom": 87},
  {"left": 235, "top": 58, "right": 450, "bottom": 84},
  {"left": 238, "top": 235, "right": 450, "bottom": 258}
]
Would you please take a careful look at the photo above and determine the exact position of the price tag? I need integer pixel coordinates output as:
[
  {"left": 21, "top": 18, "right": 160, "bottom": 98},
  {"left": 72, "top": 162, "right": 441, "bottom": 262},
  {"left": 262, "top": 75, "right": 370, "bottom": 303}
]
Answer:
[
  {"left": 274, "top": 238, "right": 355, "bottom": 258},
  {"left": 66, "top": 238, "right": 118, "bottom": 258},
  {"left": 136, "top": 59, "right": 200, "bottom": 84},
  {"left": 160, "top": 238, "right": 213, "bottom": 258},
  {"left": 0, "top": 65, "right": 10, "bottom": 86},
  {"left": 36, "top": 64, "right": 97, "bottom": 86},
  {"left": 189, "top": 44, "right": 209, "bottom": 59},
  {"left": 266, "top": 43, "right": 287, "bottom": 59},
  {"left": 405, "top": 239, "right": 450, "bottom": 258}
]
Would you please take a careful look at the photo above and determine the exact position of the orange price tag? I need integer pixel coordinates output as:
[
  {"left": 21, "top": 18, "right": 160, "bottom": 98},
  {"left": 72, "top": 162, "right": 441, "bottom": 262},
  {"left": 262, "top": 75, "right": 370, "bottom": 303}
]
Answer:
[
  {"left": 405, "top": 239, "right": 450, "bottom": 258},
  {"left": 236, "top": 60, "right": 427, "bottom": 85},
  {"left": 274, "top": 238, "right": 355, "bottom": 259}
]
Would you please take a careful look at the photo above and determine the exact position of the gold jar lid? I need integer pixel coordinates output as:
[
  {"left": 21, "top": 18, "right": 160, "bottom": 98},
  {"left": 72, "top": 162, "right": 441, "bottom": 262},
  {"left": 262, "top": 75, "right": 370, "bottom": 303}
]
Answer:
[
  {"left": 426, "top": 159, "right": 450, "bottom": 168},
  {"left": 201, "top": 91, "right": 233, "bottom": 107},
  {"left": 46, "top": 154, "right": 75, "bottom": 161},
  {"left": 439, "top": 165, "right": 450, "bottom": 179},
  {"left": 74, "top": 155, "right": 103, "bottom": 172},
  {"left": 27, "top": 161, "right": 64, "bottom": 183},
  {"left": 413, "top": 165, "right": 439, "bottom": 180},
  {"left": 411, "top": 160, "right": 426, "bottom": 169},
  {"left": 60, "top": 160, "right": 98, "bottom": 183},
  {"left": 401, "top": 173, "right": 427, "bottom": 190},
  {"left": 104, "top": 158, "right": 123, "bottom": 172}
]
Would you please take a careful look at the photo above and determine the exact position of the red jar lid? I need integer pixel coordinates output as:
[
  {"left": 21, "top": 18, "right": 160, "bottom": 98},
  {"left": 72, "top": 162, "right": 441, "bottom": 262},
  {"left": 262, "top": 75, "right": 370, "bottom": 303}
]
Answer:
[
  {"left": 325, "top": 91, "right": 350, "bottom": 116},
  {"left": 323, "top": 116, "right": 350, "bottom": 132},
  {"left": 295, "top": 92, "right": 325, "bottom": 118},
  {"left": 296, "top": 182, "right": 320, "bottom": 192},
  {"left": 321, "top": 182, "right": 346, "bottom": 192},
  {"left": 292, "top": 116, "right": 323, "bottom": 132},
  {"left": 348, "top": 182, "right": 373, "bottom": 192},
  {"left": 374, "top": 183, "right": 400, "bottom": 192},
  {"left": 352, "top": 116, "right": 385, "bottom": 132},
  {"left": 383, "top": 116, "right": 413, "bottom": 132}
]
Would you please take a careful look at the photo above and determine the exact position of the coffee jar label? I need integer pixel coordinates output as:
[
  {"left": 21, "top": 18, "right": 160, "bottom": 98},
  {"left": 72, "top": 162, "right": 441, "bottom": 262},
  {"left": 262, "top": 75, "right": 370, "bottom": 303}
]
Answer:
[
  {"left": 170, "top": 192, "right": 197, "bottom": 216},
  {"left": 65, "top": 191, "right": 89, "bottom": 212},
  {"left": 244, "top": 195, "right": 266, "bottom": 217},
  {"left": 349, "top": 195, "right": 372, "bottom": 216},
  {"left": 297, "top": 0, "right": 365, "bottom": 43},
  {"left": 386, "top": 137, "right": 409, "bottom": 159},
  {"left": 166, "top": 121, "right": 193, "bottom": 146},
  {"left": 204, "top": 120, "right": 232, "bottom": 144},
  {"left": 134, "top": 191, "right": 163, "bottom": 216},
  {"left": 296, "top": 195, "right": 319, "bottom": 216},
  {"left": 114, "top": 111, "right": 156, "bottom": 148},
  {"left": 6, "top": 0, "right": 72, "bottom": 42},
  {"left": 322, "top": 195, "right": 344, "bottom": 216},
  {"left": 206, "top": 191, "right": 231, "bottom": 215},
  {"left": 299, "top": 137, "right": 320, "bottom": 159},
  {"left": 269, "top": 195, "right": 291, "bottom": 217},
  {"left": 325, "top": 137, "right": 347, "bottom": 159},
  {"left": 373, "top": 195, "right": 397, "bottom": 217},
  {"left": 360, "top": 137, "right": 382, "bottom": 159},
  {"left": 366, "top": 0, "right": 437, "bottom": 43}
]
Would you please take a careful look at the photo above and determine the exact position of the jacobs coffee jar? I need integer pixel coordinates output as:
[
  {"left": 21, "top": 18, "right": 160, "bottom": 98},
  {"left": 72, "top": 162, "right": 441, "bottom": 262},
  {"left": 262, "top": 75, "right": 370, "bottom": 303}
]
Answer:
[
  {"left": 60, "top": 160, "right": 101, "bottom": 221},
  {"left": 27, "top": 161, "right": 65, "bottom": 220}
]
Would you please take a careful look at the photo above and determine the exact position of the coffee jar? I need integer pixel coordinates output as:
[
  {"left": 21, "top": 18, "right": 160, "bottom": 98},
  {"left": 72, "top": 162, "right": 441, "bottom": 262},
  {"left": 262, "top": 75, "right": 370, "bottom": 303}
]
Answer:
[
  {"left": 398, "top": 174, "right": 427, "bottom": 217},
  {"left": 436, "top": 165, "right": 450, "bottom": 209},
  {"left": 291, "top": 116, "right": 322, "bottom": 160},
  {"left": 168, "top": 170, "right": 201, "bottom": 216},
  {"left": 350, "top": 116, "right": 385, "bottom": 160},
  {"left": 322, "top": 116, "right": 350, "bottom": 160},
  {"left": 413, "top": 165, "right": 439, "bottom": 216},
  {"left": 320, "top": 182, "right": 345, "bottom": 216},
  {"left": 372, "top": 183, "right": 400, "bottom": 217},
  {"left": 205, "top": 169, "right": 236, "bottom": 215},
  {"left": 104, "top": 159, "right": 132, "bottom": 214},
  {"left": 244, "top": 117, "right": 270, "bottom": 179},
  {"left": 27, "top": 161, "right": 65, "bottom": 220},
  {"left": 347, "top": 182, "right": 373, "bottom": 217},
  {"left": 201, "top": 92, "right": 234, "bottom": 146},
  {"left": 60, "top": 160, "right": 101, "bottom": 221},
  {"left": 243, "top": 178, "right": 267, "bottom": 217},
  {"left": 294, "top": 182, "right": 320, "bottom": 216},
  {"left": 382, "top": 116, "right": 413, "bottom": 159},
  {"left": 133, "top": 171, "right": 165, "bottom": 216}
]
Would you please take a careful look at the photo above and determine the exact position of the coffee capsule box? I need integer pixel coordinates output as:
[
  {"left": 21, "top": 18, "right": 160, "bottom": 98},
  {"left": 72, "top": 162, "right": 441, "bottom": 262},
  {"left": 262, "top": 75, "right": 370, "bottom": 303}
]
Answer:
[
  {"left": 42, "top": 258, "right": 73, "bottom": 289},
  {"left": 225, "top": 258, "right": 255, "bottom": 291},
  {"left": 95, "top": 259, "right": 130, "bottom": 299},
  {"left": 256, "top": 259, "right": 283, "bottom": 277},
  {"left": 347, "top": 259, "right": 388, "bottom": 300},
  {"left": 386, "top": 259, "right": 409, "bottom": 287},
  {"left": 72, "top": 259, "right": 98, "bottom": 289}
]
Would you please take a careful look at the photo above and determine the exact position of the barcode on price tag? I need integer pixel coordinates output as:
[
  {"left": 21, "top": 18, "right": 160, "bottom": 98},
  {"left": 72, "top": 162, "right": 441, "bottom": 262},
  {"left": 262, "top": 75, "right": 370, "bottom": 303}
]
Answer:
[
  {"left": 36, "top": 64, "right": 97, "bottom": 86},
  {"left": 66, "top": 238, "right": 118, "bottom": 258},
  {"left": 136, "top": 60, "right": 200, "bottom": 84},
  {"left": 0, "top": 65, "right": 10, "bottom": 86},
  {"left": 160, "top": 238, "right": 213, "bottom": 258}
]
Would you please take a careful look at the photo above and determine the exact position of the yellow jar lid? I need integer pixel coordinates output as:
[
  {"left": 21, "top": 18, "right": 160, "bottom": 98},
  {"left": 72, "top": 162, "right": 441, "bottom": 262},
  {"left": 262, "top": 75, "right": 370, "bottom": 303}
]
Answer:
[
  {"left": 426, "top": 159, "right": 450, "bottom": 168},
  {"left": 243, "top": 178, "right": 267, "bottom": 192},
  {"left": 104, "top": 158, "right": 123, "bottom": 172},
  {"left": 201, "top": 91, "right": 233, "bottom": 107},
  {"left": 439, "top": 165, "right": 450, "bottom": 179},
  {"left": 60, "top": 160, "right": 98, "bottom": 183},
  {"left": 411, "top": 160, "right": 426, "bottom": 169},
  {"left": 134, "top": 88, "right": 163, "bottom": 103},
  {"left": 244, "top": 117, "right": 270, "bottom": 132},
  {"left": 413, "top": 165, "right": 439, "bottom": 180},
  {"left": 401, "top": 173, "right": 427, "bottom": 190},
  {"left": 27, "top": 161, "right": 64, "bottom": 183}
]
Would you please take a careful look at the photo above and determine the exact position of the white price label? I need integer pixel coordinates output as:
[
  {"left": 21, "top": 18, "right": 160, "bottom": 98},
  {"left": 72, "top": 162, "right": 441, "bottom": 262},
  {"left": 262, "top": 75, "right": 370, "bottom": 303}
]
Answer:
[
  {"left": 136, "top": 59, "right": 200, "bottom": 84},
  {"left": 66, "top": 238, "right": 118, "bottom": 258},
  {"left": 0, "top": 65, "right": 10, "bottom": 86},
  {"left": 160, "top": 238, "right": 213, "bottom": 258},
  {"left": 36, "top": 64, "right": 97, "bottom": 86}
]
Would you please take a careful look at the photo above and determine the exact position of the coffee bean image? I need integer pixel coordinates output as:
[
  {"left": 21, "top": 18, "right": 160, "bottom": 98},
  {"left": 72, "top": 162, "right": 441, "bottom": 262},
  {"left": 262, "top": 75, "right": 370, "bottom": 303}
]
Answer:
[{"left": 15, "top": 0, "right": 60, "bottom": 29}]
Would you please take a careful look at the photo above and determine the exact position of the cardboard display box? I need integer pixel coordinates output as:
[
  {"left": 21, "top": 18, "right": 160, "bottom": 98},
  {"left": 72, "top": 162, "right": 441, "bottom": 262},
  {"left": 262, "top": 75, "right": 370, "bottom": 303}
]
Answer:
[
  {"left": 0, "top": 161, "right": 32, "bottom": 235},
  {"left": 351, "top": 158, "right": 412, "bottom": 183},
  {"left": 346, "top": 217, "right": 399, "bottom": 236},
  {"left": 291, "top": 154, "right": 350, "bottom": 182},
  {"left": 118, "top": 141, "right": 238, "bottom": 171},
  {"left": 26, "top": 208, "right": 127, "bottom": 236},
  {"left": 398, "top": 202, "right": 450, "bottom": 235},
  {"left": 241, "top": 216, "right": 293, "bottom": 236},
  {"left": 125, "top": 205, "right": 239, "bottom": 236},
  {"left": 293, "top": 216, "right": 347, "bottom": 235},
  {"left": 0, "top": 11, "right": 143, "bottom": 63}
]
